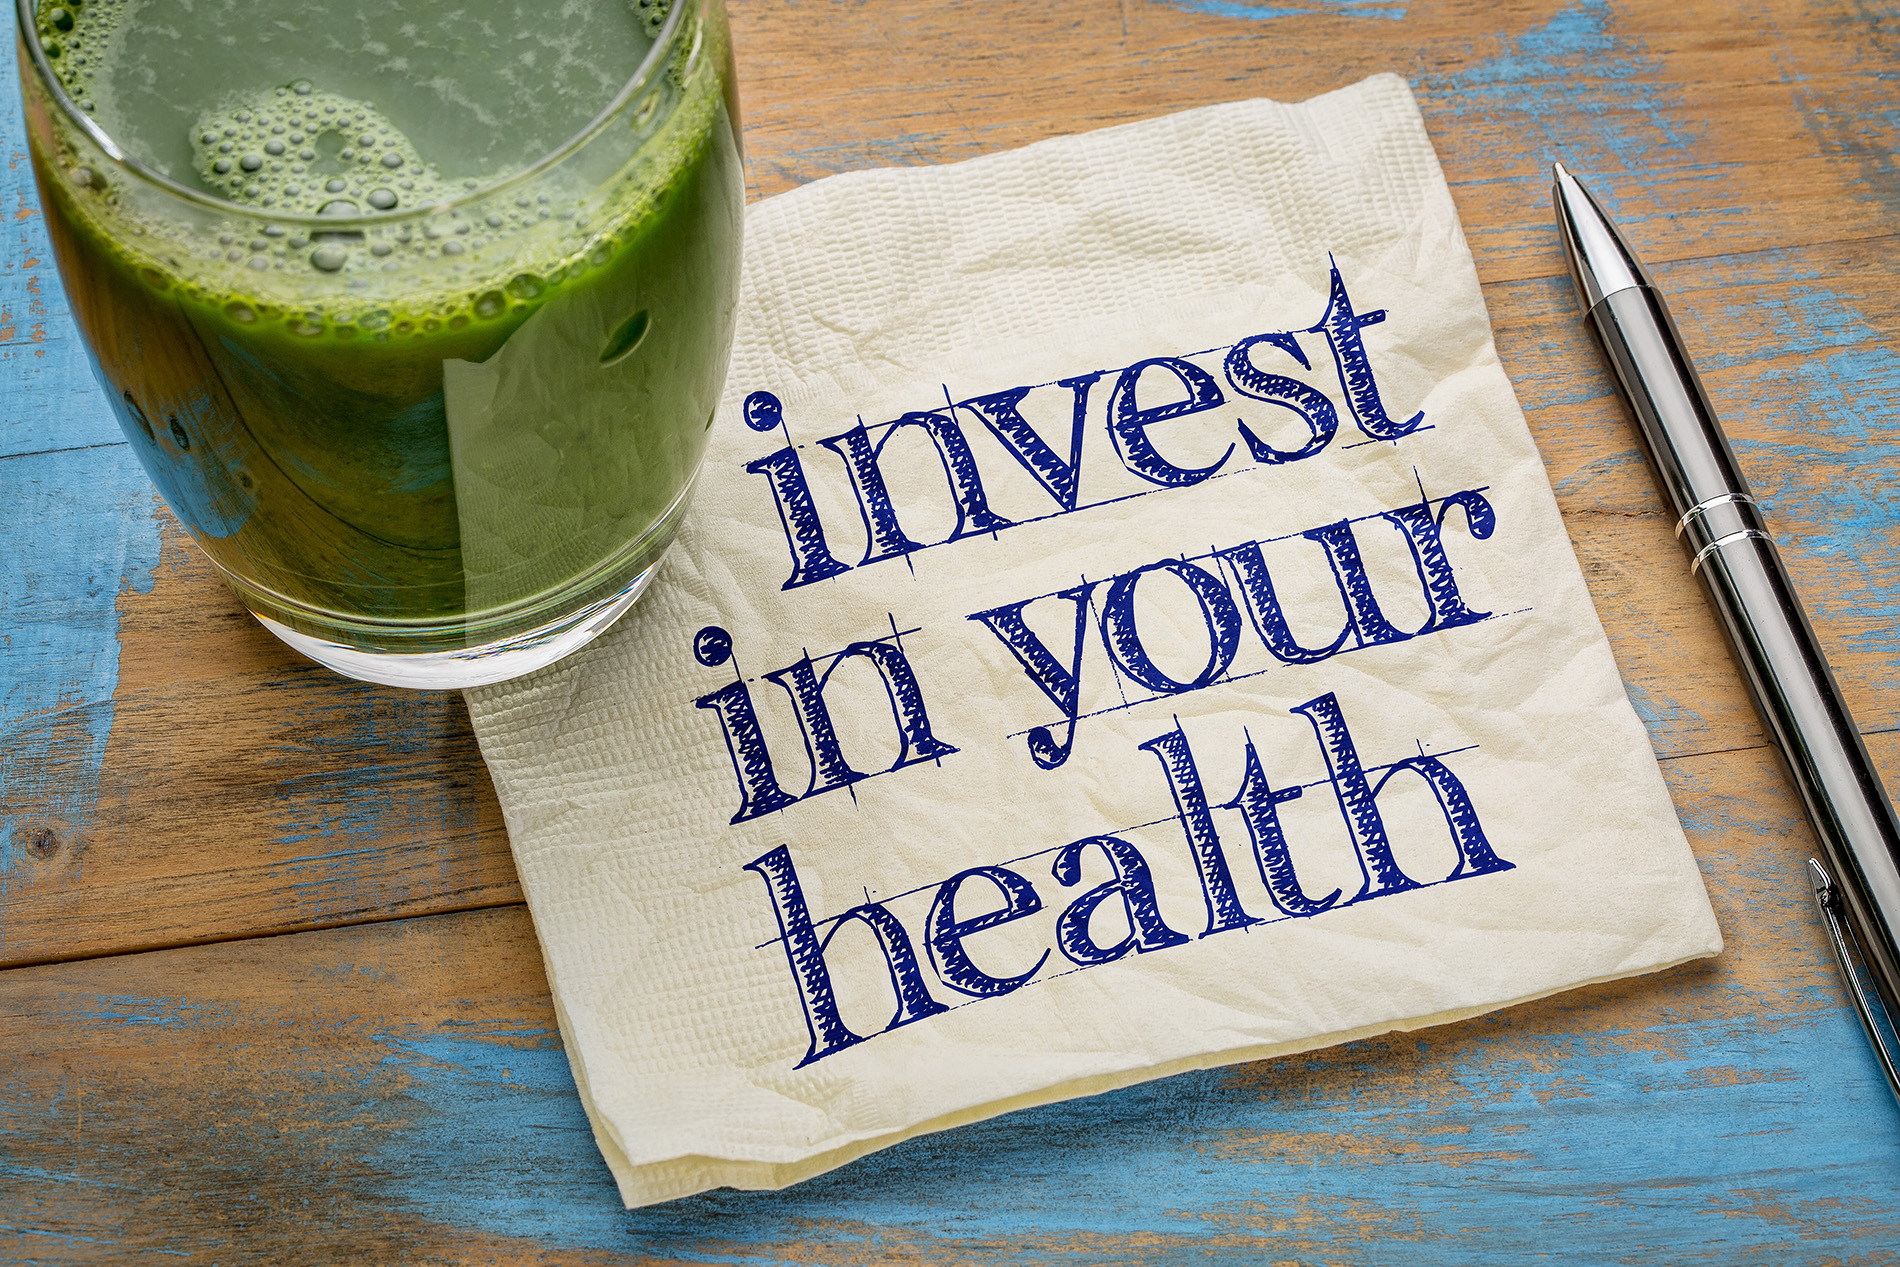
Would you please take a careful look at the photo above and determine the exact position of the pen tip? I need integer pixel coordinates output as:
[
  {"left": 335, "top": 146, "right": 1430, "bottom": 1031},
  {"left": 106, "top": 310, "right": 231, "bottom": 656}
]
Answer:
[{"left": 1552, "top": 160, "right": 1572, "bottom": 183}]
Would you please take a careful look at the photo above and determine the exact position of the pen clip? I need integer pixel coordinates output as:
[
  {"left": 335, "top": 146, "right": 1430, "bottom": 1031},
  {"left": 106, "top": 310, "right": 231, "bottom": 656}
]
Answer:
[{"left": 1807, "top": 857, "right": 1900, "bottom": 1104}]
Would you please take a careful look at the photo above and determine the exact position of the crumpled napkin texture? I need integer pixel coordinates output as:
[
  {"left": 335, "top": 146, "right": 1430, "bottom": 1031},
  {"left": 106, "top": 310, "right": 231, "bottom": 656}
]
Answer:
[{"left": 466, "top": 73, "right": 1722, "bottom": 1208}]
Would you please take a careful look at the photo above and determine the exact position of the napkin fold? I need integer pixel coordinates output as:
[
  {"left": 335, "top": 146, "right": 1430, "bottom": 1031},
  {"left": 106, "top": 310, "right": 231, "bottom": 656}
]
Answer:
[{"left": 467, "top": 73, "right": 1722, "bottom": 1208}]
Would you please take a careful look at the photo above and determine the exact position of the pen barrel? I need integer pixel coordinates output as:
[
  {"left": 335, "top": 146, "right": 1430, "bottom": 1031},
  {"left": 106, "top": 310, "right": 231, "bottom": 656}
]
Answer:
[
  {"left": 1589, "top": 284, "right": 1900, "bottom": 1017},
  {"left": 1699, "top": 535, "right": 1900, "bottom": 1008}
]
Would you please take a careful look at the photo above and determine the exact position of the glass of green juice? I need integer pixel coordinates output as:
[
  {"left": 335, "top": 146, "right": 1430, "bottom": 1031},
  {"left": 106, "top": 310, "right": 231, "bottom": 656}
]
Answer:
[{"left": 16, "top": 0, "right": 744, "bottom": 688}]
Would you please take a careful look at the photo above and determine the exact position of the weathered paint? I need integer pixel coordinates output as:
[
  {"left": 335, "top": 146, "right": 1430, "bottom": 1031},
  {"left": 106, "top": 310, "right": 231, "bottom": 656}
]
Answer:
[
  {"left": 6, "top": 756, "right": 1900, "bottom": 1256},
  {"left": 1421, "top": 0, "right": 1752, "bottom": 277},
  {"left": 5, "top": 0, "right": 1900, "bottom": 1257},
  {"left": 1660, "top": 271, "right": 1900, "bottom": 662},
  {"left": 262, "top": 685, "right": 465, "bottom": 842},
  {"left": 0, "top": 447, "right": 162, "bottom": 889},
  {"left": 1, "top": 22, "right": 121, "bottom": 460},
  {"left": 368, "top": 1027, "right": 627, "bottom": 1244},
  {"left": 1160, "top": 0, "right": 1408, "bottom": 22},
  {"left": 1493, "top": 242, "right": 1900, "bottom": 739},
  {"left": 13, "top": 927, "right": 1900, "bottom": 1263},
  {"left": 1774, "top": 1, "right": 1900, "bottom": 223},
  {"left": 363, "top": 1004, "right": 1900, "bottom": 1263},
  {"left": 1429, "top": 0, "right": 1699, "bottom": 171},
  {"left": 0, "top": 23, "right": 164, "bottom": 905}
]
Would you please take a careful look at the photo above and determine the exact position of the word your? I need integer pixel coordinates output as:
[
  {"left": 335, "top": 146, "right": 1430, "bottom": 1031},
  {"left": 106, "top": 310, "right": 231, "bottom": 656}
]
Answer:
[
  {"left": 741, "top": 262, "right": 1422, "bottom": 589},
  {"left": 746, "top": 694, "right": 1510, "bottom": 1067},
  {"left": 973, "top": 490, "right": 1496, "bottom": 768}
]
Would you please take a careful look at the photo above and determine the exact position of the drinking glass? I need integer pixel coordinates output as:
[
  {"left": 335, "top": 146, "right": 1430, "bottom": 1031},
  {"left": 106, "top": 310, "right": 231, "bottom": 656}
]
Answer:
[{"left": 16, "top": 0, "right": 743, "bottom": 688}]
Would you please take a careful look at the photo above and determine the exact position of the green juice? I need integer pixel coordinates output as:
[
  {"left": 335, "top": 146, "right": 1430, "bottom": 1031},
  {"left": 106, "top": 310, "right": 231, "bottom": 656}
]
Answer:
[{"left": 22, "top": 0, "right": 742, "bottom": 652}]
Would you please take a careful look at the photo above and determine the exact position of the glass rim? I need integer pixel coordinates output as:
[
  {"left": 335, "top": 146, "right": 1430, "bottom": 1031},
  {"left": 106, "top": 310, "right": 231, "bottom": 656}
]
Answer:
[{"left": 14, "top": 0, "right": 695, "bottom": 229}]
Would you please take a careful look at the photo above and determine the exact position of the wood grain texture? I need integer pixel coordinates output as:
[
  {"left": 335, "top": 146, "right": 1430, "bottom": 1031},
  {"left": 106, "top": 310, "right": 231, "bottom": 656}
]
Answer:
[
  {"left": 5, "top": 740, "right": 1899, "bottom": 1263},
  {"left": 3, "top": 0, "right": 1900, "bottom": 961},
  {"left": 4, "top": 0, "right": 1897, "bottom": 963},
  {"left": 4, "top": 0, "right": 1900, "bottom": 1258},
  {"left": 5, "top": 244, "right": 1897, "bottom": 963}
]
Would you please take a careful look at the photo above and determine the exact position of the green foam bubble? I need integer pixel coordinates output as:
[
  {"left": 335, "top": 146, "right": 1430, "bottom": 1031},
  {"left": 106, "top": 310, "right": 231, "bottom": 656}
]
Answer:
[{"left": 189, "top": 82, "right": 455, "bottom": 217}]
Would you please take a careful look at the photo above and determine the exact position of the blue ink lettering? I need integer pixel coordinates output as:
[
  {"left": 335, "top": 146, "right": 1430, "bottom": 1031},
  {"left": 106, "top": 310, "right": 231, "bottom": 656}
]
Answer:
[
  {"left": 1106, "top": 357, "right": 1234, "bottom": 487},
  {"left": 926, "top": 866, "right": 1051, "bottom": 997},
  {"left": 1139, "top": 726, "right": 1264, "bottom": 937},
  {"left": 1291, "top": 692, "right": 1511, "bottom": 901},
  {"left": 821, "top": 412, "right": 1012, "bottom": 566},
  {"left": 968, "top": 581, "right": 1101, "bottom": 771},
  {"left": 763, "top": 639, "right": 960, "bottom": 798},
  {"left": 956, "top": 373, "right": 1101, "bottom": 513},
  {"left": 694, "top": 626, "right": 801, "bottom": 824},
  {"left": 743, "top": 389, "right": 784, "bottom": 432},
  {"left": 1099, "top": 559, "right": 1244, "bottom": 694},
  {"left": 746, "top": 446, "right": 853, "bottom": 590},
  {"left": 1311, "top": 258, "right": 1423, "bottom": 441},
  {"left": 1224, "top": 331, "right": 1339, "bottom": 464},
  {"left": 746, "top": 844, "right": 950, "bottom": 1067},
  {"left": 700, "top": 627, "right": 956, "bottom": 820},
  {"left": 1381, "top": 491, "right": 1496, "bottom": 632},
  {"left": 1051, "top": 835, "right": 1191, "bottom": 965},
  {"left": 1221, "top": 738, "right": 1341, "bottom": 917}
]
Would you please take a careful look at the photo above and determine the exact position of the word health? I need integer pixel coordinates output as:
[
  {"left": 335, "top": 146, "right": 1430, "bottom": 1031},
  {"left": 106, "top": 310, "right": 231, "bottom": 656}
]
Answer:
[{"left": 746, "top": 694, "right": 1509, "bottom": 1067}]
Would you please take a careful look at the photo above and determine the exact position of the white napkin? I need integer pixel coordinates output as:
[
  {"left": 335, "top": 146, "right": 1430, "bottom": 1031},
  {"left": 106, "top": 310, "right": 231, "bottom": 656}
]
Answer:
[{"left": 466, "top": 73, "right": 1721, "bottom": 1209}]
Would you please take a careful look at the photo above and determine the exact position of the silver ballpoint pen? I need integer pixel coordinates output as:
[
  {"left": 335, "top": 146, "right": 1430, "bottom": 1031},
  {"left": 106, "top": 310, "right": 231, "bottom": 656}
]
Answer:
[{"left": 1553, "top": 163, "right": 1900, "bottom": 1101}]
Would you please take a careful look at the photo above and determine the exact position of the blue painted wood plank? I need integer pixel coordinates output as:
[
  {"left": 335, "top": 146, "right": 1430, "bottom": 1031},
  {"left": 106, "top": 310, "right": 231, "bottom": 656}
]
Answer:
[
  {"left": 1, "top": 0, "right": 1898, "bottom": 1256},
  {"left": 1, "top": 23, "right": 124, "bottom": 460},
  {"left": 1, "top": 8, "right": 515, "bottom": 959},
  {"left": 7, "top": 737, "right": 1900, "bottom": 1265},
  {"left": 0, "top": 446, "right": 162, "bottom": 900},
  {"left": 1, "top": 10, "right": 162, "bottom": 894}
]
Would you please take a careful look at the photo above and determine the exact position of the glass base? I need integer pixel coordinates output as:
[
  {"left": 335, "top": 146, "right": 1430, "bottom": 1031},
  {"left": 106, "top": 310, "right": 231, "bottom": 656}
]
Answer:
[{"left": 254, "top": 560, "right": 660, "bottom": 691}]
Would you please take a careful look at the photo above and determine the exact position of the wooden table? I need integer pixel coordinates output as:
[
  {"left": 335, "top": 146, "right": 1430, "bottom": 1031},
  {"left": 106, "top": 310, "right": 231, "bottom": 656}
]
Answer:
[{"left": 6, "top": 0, "right": 1899, "bottom": 1260}]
